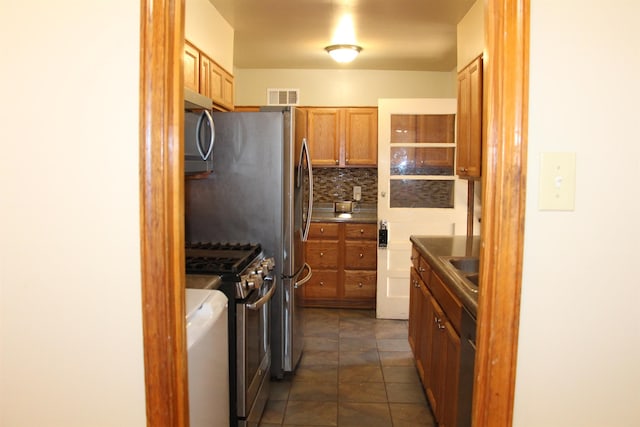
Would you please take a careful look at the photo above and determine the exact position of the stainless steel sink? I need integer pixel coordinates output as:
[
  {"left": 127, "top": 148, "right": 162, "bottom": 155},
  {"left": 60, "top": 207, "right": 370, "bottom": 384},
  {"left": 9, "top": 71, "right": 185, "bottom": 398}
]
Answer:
[
  {"left": 466, "top": 273, "right": 479, "bottom": 287},
  {"left": 447, "top": 257, "right": 479, "bottom": 274},
  {"left": 439, "top": 256, "right": 480, "bottom": 293}
]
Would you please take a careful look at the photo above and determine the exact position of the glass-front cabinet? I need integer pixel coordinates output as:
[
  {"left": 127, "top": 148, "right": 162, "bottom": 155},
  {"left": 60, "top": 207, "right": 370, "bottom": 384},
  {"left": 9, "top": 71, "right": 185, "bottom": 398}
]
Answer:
[{"left": 388, "top": 114, "right": 456, "bottom": 208}]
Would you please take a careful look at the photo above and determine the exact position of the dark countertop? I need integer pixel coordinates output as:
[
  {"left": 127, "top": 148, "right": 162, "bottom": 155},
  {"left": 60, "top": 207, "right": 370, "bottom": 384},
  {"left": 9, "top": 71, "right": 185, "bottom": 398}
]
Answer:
[
  {"left": 311, "top": 203, "right": 377, "bottom": 224},
  {"left": 410, "top": 235, "right": 481, "bottom": 317}
]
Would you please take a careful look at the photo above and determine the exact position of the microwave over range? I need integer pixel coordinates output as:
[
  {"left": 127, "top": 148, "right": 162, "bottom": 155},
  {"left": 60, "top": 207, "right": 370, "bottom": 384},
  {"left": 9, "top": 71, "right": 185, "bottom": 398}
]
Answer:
[{"left": 184, "top": 88, "right": 215, "bottom": 175}]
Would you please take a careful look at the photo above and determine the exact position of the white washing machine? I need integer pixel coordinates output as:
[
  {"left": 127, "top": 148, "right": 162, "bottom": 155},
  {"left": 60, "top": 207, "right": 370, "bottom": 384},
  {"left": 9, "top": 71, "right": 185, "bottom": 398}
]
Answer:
[{"left": 186, "top": 288, "right": 229, "bottom": 427}]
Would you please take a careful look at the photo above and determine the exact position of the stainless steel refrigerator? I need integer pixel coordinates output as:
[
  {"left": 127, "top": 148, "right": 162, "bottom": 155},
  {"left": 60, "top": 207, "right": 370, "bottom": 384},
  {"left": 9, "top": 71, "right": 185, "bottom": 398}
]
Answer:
[{"left": 185, "top": 106, "right": 313, "bottom": 378}]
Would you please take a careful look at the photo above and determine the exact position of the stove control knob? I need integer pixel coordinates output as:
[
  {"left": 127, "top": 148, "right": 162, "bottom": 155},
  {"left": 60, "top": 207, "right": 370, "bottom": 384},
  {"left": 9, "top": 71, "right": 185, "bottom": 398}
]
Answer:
[
  {"left": 245, "top": 274, "right": 262, "bottom": 290},
  {"left": 261, "top": 257, "right": 275, "bottom": 271}
]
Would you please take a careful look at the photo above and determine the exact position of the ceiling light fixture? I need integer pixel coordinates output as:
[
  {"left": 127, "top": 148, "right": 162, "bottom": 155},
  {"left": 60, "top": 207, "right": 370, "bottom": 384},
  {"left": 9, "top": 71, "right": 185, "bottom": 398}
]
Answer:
[{"left": 324, "top": 44, "right": 362, "bottom": 63}]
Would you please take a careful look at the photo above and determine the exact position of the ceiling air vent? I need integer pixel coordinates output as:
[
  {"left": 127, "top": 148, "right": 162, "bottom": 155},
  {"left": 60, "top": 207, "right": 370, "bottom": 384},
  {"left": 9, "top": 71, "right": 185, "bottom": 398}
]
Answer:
[{"left": 267, "top": 88, "right": 299, "bottom": 106}]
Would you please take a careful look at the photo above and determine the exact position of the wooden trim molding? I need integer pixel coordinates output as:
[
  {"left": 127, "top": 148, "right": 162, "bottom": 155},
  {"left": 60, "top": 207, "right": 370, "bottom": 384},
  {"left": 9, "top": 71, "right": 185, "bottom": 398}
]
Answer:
[
  {"left": 139, "top": 0, "right": 188, "bottom": 426},
  {"left": 473, "top": 0, "right": 529, "bottom": 426}
]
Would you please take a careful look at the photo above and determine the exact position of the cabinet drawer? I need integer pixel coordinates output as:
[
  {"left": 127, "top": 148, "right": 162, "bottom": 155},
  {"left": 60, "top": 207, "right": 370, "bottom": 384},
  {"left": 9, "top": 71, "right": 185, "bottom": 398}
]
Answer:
[
  {"left": 411, "top": 246, "right": 420, "bottom": 270},
  {"left": 418, "top": 257, "right": 431, "bottom": 284},
  {"left": 345, "top": 223, "right": 377, "bottom": 240},
  {"left": 344, "top": 270, "right": 377, "bottom": 298},
  {"left": 429, "top": 272, "right": 462, "bottom": 333},
  {"left": 344, "top": 241, "right": 377, "bottom": 269},
  {"left": 308, "top": 223, "right": 340, "bottom": 239},
  {"left": 305, "top": 270, "right": 338, "bottom": 298},
  {"left": 305, "top": 241, "right": 339, "bottom": 268}
]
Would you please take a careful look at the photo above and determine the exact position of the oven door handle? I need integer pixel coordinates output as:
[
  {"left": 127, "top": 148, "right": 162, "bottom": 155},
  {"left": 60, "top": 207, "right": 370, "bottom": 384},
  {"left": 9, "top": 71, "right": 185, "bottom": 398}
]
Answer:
[
  {"left": 294, "top": 263, "right": 312, "bottom": 289},
  {"left": 246, "top": 277, "right": 276, "bottom": 311}
]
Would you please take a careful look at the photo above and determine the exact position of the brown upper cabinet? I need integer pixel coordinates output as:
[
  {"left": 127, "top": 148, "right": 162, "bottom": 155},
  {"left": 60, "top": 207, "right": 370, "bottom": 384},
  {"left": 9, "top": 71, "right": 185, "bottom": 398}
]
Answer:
[
  {"left": 184, "top": 42, "right": 200, "bottom": 93},
  {"left": 184, "top": 40, "right": 234, "bottom": 111},
  {"left": 456, "top": 55, "right": 483, "bottom": 179},
  {"left": 307, "top": 107, "right": 378, "bottom": 167}
]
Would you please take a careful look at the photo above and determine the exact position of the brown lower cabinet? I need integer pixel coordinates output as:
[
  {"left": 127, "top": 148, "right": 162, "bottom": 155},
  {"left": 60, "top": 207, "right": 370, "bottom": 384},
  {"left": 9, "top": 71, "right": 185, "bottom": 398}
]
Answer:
[
  {"left": 409, "top": 244, "right": 462, "bottom": 427},
  {"left": 303, "top": 222, "right": 377, "bottom": 308}
]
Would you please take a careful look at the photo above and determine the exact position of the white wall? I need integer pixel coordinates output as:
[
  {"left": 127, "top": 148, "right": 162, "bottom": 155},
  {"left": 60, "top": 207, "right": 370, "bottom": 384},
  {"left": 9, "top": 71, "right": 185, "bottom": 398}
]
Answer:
[
  {"left": 0, "top": 1, "right": 146, "bottom": 426},
  {"left": 186, "top": 0, "right": 234, "bottom": 71},
  {"left": 514, "top": 1, "right": 640, "bottom": 426},
  {"left": 456, "top": 0, "right": 484, "bottom": 70},
  {"left": 235, "top": 68, "right": 456, "bottom": 106}
]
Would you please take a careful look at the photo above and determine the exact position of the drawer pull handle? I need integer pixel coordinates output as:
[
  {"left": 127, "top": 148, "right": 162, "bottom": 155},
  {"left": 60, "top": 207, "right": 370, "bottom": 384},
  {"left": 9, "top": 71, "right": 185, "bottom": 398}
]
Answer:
[
  {"left": 359, "top": 253, "right": 364, "bottom": 258},
  {"left": 320, "top": 252, "right": 324, "bottom": 257},
  {"left": 419, "top": 267, "right": 425, "bottom": 272},
  {"left": 320, "top": 227, "right": 324, "bottom": 233},
  {"left": 358, "top": 282, "right": 363, "bottom": 288},
  {"left": 320, "top": 281, "right": 325, "bottom": 287},
  {"left": 360, "top": 229, "right": 364, "bottom": 234}
]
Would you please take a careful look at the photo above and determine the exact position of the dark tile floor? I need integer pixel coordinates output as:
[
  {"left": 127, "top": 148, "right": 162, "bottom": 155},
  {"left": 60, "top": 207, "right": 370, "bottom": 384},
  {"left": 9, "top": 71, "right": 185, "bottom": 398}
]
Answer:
[{"left": 259, "top": 308, "right": 436, "bottom": 427}]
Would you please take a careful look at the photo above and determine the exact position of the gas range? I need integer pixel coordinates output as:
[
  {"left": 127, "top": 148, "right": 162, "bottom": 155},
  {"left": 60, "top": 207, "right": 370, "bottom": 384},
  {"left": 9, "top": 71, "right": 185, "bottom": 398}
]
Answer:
[{"left": 185, "top": 241, "right": 275, "bottom": 426}]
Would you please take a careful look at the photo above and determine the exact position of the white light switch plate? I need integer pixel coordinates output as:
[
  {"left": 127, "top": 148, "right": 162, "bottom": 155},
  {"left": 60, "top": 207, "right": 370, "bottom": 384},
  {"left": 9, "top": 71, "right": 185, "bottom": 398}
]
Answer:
[{"left": 539, "top": 152, "right": 576, "bottom": 211}]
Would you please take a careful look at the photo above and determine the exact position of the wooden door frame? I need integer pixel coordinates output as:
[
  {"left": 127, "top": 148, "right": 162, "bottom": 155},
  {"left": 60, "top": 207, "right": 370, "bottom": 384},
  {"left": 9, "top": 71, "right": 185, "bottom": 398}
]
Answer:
[
  {"left": 139, "top": 0, "right": 188, "bottom": 426},
  {"left": 472, "top": 1, "right": 529, "bottom": 426},
  {"left": 138, "top": 0, "right": 529, "bottom": 426}
]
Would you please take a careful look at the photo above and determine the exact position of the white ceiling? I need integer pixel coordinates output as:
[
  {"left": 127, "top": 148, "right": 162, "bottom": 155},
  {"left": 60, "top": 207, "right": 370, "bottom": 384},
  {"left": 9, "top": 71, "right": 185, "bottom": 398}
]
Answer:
[{"left": 208, "top": 0, "right": 476, "bottom": 71}]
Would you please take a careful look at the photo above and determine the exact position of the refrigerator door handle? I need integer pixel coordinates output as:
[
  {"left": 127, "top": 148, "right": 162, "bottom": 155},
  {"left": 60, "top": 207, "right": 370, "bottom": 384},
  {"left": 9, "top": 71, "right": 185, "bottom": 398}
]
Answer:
[
  {"left": 300, "top": 137, "right": 313, "bottom": 241},
  {"left": 294, "top": 263, "right": 312, "bottom": 289},
  {"left": 196, "top": 110, "right": 215, "bottom": 161}
]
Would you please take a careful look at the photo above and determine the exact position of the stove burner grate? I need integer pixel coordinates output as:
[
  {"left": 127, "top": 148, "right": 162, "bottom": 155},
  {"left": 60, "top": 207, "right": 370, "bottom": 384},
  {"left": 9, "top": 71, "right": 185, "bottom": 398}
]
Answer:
[{"left": 185, "top": 242, "right": 262, "bottom": 275}]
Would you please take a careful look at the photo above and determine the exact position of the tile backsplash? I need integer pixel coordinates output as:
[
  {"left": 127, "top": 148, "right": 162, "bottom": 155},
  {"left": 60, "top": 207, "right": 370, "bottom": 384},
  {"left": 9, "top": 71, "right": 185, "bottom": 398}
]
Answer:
[{"left": 313, "top": 167, "right": 378, "bottom": 203}]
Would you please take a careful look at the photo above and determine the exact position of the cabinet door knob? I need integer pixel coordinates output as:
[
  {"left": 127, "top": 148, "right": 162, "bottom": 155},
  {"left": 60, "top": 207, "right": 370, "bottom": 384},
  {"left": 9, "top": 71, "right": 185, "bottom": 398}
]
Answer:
[{"left": 335, "top": 159, "right": 339, "bottom": 165}]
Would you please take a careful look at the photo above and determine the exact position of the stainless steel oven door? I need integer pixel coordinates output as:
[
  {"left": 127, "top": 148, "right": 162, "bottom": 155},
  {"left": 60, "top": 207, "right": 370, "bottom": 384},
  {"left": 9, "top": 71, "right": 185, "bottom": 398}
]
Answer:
[{"left": 236, "top": 276, "right": 275, "bottom": 426}]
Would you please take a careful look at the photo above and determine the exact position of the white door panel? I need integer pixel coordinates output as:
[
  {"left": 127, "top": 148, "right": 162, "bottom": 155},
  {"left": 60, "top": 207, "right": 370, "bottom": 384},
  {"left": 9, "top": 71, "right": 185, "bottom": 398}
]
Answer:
[{"left": 376, "top": 98, "right": 466, "bottom": 319}]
